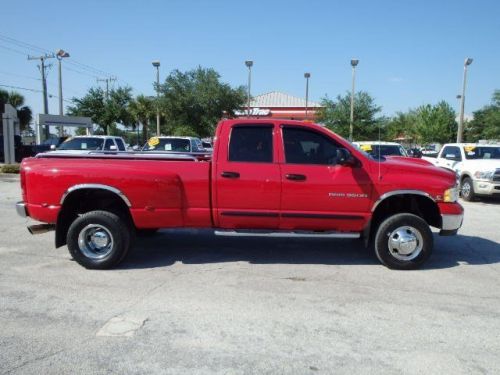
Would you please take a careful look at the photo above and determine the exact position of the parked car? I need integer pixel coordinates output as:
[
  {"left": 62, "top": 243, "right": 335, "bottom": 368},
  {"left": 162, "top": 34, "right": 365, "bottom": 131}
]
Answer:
[
  {"left": 424, "top": 143, "right": 500, "bottom": 201},
  {"left": 56, "top": 136, "right": 127, "bottom": 153},
  {"left": 202, "top": 140, "right": 213, "bottom": 152},
  {"left": 17, "top": 119, "right": 463, "bottom": 271},
  {"left": 421, "top": 145, "right": 440, "bottom": 158},
  {"left": 32, "top": 136, "right": 68, "bottom": 154},
  {"left": 407, "top": 148, "right": 423, "bottom": 158},
  {"left": 353, "top": 141, "right": 409, "bottom": 158},
  {"left": 142, "top": 136, "right": 211, "bottom": 160}
]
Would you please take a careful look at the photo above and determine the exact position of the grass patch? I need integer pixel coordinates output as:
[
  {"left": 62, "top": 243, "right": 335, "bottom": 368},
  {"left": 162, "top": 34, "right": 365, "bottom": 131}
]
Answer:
[{"left": 0, "top": 164, "right": 20, "bottom": 174}]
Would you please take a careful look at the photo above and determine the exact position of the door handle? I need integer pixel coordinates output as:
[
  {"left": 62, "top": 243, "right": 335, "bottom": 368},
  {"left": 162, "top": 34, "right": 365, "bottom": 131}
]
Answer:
[
  {"left": 285, "top": 174, "right": 307, "bottom": 181},
  {"left": 221, "top": 171, "right": 240, "bottom": 178}
]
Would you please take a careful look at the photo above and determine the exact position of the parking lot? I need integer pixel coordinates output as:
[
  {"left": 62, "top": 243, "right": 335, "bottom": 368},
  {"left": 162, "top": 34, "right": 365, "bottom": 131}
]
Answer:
[{"left": 1, "top": 174, "right": 500, "bottom": 375}]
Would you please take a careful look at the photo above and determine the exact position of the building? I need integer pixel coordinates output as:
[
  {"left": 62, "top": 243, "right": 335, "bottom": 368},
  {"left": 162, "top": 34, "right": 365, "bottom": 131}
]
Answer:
[{"left": 234, "top": 91, "right": 323, "bottom": 120}]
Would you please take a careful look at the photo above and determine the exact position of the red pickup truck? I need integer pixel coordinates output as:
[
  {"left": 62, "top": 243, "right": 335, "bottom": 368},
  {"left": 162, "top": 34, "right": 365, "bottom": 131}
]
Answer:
[{"left": 16, "top": 119, "right": 463, "bottom": 270}]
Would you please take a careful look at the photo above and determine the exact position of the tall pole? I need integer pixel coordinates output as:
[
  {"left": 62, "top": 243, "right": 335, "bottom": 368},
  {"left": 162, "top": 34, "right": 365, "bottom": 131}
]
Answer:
[
  {"left": 56, "top": 49, "right": 70, "bottom": 136},
  {"left": 28, "top": 53, "right": 55, "bottom": 140},
  {"left": 349, "top": 59, "right": 359, "bottom": 142},
  {"left": 152, "top": 61, "right": 161, "bottom": 136},
  {"left": 457, "top": 57, "right": 473, "bottom": 143},
  {"left": 245, "top": 60, "right": 253, "bottom": 117},
  {"left": 304, "top": 73, "right": 310, "bottom": 120}
]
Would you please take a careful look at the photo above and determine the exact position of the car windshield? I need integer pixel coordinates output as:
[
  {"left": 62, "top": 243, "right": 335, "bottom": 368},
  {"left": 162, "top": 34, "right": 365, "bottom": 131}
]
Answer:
[
  {"left": 143, "top": 138, "right": 191, "bottom": 152},
  {"left": 58, "top": 138, "right": 104, "bottom": 150},
  {"left": 463, "top": 146, "right": 500, "bottom": 160},
  {"left": 359, "top": 144, "right": 408, "bottom": 157}
]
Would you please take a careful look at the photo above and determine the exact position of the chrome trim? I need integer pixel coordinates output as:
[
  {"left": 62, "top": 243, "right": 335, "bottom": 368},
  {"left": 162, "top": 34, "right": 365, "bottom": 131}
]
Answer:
[
  {"left": 214, "top": 230, "right": 360, "bottom": 239},
  {"left": 60, "top": 184, "right": 132, "bottom": 207},
  {"left": 441, "top": 214, "right": 463, "bottom": 231},
  {"left": 371, "top": 190, "right": 435, "bottom": 212},
  {"left": 16, "top": 201, "right": 27, "bottom": 218}
]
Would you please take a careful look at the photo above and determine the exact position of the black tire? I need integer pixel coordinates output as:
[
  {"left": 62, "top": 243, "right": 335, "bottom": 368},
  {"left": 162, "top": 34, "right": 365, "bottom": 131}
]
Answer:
[
  {"left": 136, "top": 228, "right": 159, "bottom": 237},
  {"left": 461, "top": 177, "right": 476, "bottom": 202},
  {"left": 374, "top": 213, "right": 433, "bottom": 270},
  {"left": 66, "top": 210, "right": 131, "bottom": 269}
]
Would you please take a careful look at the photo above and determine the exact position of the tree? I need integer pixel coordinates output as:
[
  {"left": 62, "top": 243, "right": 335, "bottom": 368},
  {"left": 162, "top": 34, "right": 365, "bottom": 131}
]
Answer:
[
  {"left": 316, "top": 91, "right": 385, "bottom": 140},
  {"left": 412, "top": 101, "right": 456, "bottom": 144},
  {"left": 67, "top": 86, "right": 134, "bottom": 135},
  {"left": 466, "top": 90, "right": 500, "bottom": 141},
  {"left": 129, "top": 95, "right": 155, "bottom": 143},
  {"left": 384, "top": 111, "right": 418, "bottom": 143},
  {"left": 0, "top": 89, "right": 33, "bottom": 132},
  {"left": 159, "top": 67, "right": 246, "bottom": 137}
]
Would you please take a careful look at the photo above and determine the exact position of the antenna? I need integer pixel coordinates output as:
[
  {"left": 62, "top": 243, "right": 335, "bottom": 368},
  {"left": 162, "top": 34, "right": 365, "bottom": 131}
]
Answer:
[{"left": 378, "top": 119, "right": 382, "bottom": 181}]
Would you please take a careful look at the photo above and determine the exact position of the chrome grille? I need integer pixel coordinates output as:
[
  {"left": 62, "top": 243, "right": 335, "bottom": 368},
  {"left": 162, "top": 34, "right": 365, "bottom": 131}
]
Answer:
[{"left": 494, "top": 169, "right": 500, "bottom": 182}]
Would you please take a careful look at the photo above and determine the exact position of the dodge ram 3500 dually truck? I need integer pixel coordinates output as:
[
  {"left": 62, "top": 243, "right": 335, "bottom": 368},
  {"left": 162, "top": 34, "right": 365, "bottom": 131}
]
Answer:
[{"left": 16, "top": 119, "right": 463, "bottom": 270}]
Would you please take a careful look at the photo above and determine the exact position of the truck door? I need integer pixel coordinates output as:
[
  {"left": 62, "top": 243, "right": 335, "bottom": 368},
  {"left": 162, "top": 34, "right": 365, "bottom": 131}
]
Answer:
[
  {"left": 436, "top": 146, "right": 462, "bottom": 171},
  {"left": 214, "top": 124, "right": 281, "bottom": 229},
  {"left": 279, "top": 126, "right": 372, "bottom": 232}
]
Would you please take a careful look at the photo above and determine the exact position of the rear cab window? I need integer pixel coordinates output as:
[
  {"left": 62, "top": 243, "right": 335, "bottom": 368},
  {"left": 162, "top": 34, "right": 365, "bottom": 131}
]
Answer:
[
  {"left": 115, "top": 138, "right": 126, "bottom": 151},
  {"left": 228, "top": 126, "right": 274, "bottom": 163}
]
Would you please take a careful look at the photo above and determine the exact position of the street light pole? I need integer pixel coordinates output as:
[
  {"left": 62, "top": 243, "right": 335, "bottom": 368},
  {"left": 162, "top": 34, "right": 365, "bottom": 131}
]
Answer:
[
  {"left": 56, "top": 49, "right": 70, "bottom": 136},
  {"left": 349, "top": 59, "right": 359, "bottom": 142},
  {"left": 304, "top": 73, "right": 310, "bottom": 120},
  {"left": 152, "top": 60, "right": 161, "bottom": 136},
  {"left": 457, "top": 57, "right": 473, "bottom": 143},
  {"left": 245, "top": 60, "right": 253, "bottom": 117}
]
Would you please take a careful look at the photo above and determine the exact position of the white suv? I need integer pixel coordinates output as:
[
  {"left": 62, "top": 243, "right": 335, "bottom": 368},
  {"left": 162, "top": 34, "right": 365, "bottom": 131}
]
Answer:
[{"left": 432, "top": 143, "right": 500, "bottom": 201}]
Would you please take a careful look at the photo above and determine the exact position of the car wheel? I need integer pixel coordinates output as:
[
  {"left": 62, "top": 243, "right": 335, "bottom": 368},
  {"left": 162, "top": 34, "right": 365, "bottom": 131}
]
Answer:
[
  {"left": 67, "top": 210, "right": 131, "bottom": 269},
  {"left": 374, "top": 213, "right": 433, "bottom": 270},
  {"left": 461, "top": 177, "right": 476, "bottom": 201}
]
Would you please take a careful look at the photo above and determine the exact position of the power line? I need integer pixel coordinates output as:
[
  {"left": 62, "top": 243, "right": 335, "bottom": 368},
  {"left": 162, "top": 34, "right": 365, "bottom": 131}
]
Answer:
[
  {"left": 0, "top": 70, "right": 41, "bottom": 81},
  {"left": 0, "top": 84, "right": 72, "bottom": 103}
]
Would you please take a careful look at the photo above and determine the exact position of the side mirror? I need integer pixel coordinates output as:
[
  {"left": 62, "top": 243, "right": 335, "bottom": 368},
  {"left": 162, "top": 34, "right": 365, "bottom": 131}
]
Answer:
[
  {"left": 132, "top": 145, "right": 140, "bottom": 151},
  {"left": 50, "top": 145, "right": 56, "bottom": 151},
  {"left": 337, "top": 148, "right": 355, "bottom": 166}
]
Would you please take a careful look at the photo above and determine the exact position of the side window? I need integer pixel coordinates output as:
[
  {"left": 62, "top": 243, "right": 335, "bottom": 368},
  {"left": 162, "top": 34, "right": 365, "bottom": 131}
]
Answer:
[
  {"left": 104, "top": 139, "right": 114, "bottom": 150},
  {"left": 283, "top": 127, "right": 340, "bottom": 165},
  {"left": 115, "top": 138, "right": 126, "bottom": 151},
  {"left": 228, "top": 126, "right": 273, "bottom": 163},
  {"left": 443, "top": 146, "right": 461, "bottom": 161}
]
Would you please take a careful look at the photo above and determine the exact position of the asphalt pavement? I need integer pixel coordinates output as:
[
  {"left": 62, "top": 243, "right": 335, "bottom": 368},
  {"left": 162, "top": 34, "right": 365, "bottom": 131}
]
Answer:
[{"left": 1, "top": 174, "right": 500, "bottom": 374}]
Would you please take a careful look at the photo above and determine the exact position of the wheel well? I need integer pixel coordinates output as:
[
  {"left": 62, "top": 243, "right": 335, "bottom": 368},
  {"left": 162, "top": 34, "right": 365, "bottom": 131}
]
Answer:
[
  {"left": 369, "top": 194, "right": 441, "bottom": 241},
  {"left": 56, "top": 189, "right": 134, "bottom": 248},
  {"left": 461, "top": 174, "right": 471, "bottom": 183}
]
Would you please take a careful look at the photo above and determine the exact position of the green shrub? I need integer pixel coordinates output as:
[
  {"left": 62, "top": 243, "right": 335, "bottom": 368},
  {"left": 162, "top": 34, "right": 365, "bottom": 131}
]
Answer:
[{"left": 0, "top": 164, "right": 20, "bottom": 174}]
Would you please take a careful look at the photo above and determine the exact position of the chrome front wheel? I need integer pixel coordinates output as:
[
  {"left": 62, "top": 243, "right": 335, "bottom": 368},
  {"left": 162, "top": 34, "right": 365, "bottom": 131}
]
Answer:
[{"left": 387, "top": 226, "right": 423, "bottom": 261}]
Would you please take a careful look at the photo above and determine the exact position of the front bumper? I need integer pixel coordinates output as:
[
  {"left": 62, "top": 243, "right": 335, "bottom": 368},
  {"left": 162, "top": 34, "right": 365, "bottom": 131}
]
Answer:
[
  {"left": 16, "top": 201, "right": 27, "bottom": 218},
  {"left": 440, "top": 213, "right": 463, "bottom": 236},
  {"left": 472, "top": 180, "right": 500, "bottom": 196}
]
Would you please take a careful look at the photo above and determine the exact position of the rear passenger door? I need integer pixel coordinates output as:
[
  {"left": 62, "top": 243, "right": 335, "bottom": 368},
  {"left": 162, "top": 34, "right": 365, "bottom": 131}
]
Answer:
[{"left": 214, "top": 124, "right": 281, "bottom": 229}]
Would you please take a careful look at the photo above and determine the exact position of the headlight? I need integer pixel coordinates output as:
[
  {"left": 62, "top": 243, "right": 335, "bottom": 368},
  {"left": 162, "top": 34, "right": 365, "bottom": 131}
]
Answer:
[
  {"left": 474, "top": 170, "right": 494, "bottom": 181},
  {"left": 443, "top": 186, "right": 459, "bottom": 202}
]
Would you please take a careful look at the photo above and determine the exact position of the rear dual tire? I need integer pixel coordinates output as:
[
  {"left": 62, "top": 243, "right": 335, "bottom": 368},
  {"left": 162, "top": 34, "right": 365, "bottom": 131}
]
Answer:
[
  {"left": 67, "top": 210, "right": 132, "bottom": 269},
  {"left": 374, "top": 213, "right": 433, "bottom": 270}
]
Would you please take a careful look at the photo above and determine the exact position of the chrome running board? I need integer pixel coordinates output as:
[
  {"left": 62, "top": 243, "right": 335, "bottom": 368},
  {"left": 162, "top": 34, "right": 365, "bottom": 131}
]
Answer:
[{"left": 214, "top": 230, "right": 360, "bottom": 239}]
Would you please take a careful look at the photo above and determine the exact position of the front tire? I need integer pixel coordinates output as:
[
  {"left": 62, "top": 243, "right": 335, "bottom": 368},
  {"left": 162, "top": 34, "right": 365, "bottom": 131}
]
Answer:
[
  {"left": 374, "top": 213, "right": 433, "bottom": 270},
  {"left": 461, "top": 177, "right": 476, "bottom": 201},
  {"left": 67, "top": 210, "right": 132, "bottom": 269}
]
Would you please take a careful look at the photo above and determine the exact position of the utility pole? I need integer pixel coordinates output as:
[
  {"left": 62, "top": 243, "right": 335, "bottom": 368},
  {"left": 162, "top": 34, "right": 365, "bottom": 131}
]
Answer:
[
  {"left": 97, "top": 77, "right": 117, "bottom": 100},
  {"left": 245, "top": 60, "right": 253, "bottom": 117},
  {"left": 457, "top": 58, "right": 473, "bottom": 143},
  {"left": 56, "top": 49, "right": 70, "bottom": 136},
  {"left": 152, "top": 61, "right": 161, "bottom": 136},
  {"left": 28, "top": 53, "right": 55, "bottom": 140},
  {"left": 304, "top": 73, "right": 310, "bottom": 120},
  {"left": 349, "top": 59, "right": 359, "bottom": 142}
]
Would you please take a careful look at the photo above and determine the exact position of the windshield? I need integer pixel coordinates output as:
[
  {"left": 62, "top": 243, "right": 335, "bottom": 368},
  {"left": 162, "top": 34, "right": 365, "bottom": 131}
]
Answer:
[
  {"left": 464, "top": 146, "right": 500, "bottom": 160},
  {"left": 143, "top": 138, "right": 191, "bottom": 152},
  {"left": 58, "top": 138, "right": 104, "bottom": 150},
  {"left": 359, "top": 144, "right": 408, "bottom": 157}
]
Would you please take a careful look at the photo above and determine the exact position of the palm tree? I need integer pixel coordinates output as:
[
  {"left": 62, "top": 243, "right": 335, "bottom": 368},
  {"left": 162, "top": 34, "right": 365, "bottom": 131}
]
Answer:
[
  {"left": 129, "top": 95, "right": 155, "bottom": 144},
  {"left": 0, "top": 89, "right": 33, "bottom": 132}
]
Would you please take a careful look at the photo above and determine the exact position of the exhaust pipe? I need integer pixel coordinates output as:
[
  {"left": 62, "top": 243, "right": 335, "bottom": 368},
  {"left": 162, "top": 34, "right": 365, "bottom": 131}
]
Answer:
[{"left": 28, "top": 224, "right": 55, "bottom": 235}]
